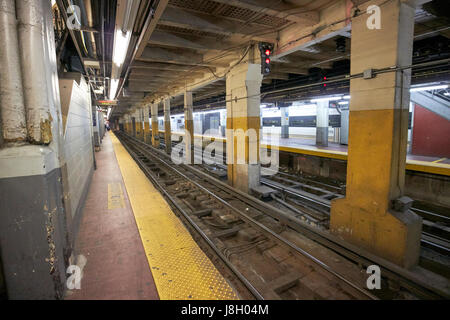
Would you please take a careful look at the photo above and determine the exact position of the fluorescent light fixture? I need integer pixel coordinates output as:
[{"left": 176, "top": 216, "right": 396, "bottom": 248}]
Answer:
[
  {"left": 201, "top": 109, "right": 223, "bottom": 115},
  {"left": 410, "top": 85, "right": 448, "bottom": 92},
  {"left": 311, "top": 96, "right": 342, "bottom": 103},
  {"left": 113, "top": 30, "right": 131, "bottom": 67},
  {"left": 338, "top": 101, "right": 349, "bottom": 105},
  {"left": 343, "top": 95, "right": 351, "bottom": 99},
  {"left": 109, "top": 78, "right": 119, "bottom": 100}
]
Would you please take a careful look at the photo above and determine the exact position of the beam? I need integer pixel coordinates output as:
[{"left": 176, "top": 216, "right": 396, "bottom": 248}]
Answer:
[
  {"left": 208, "top": 0, "right": 319, "bottom": 25},
  {"left": 131, "top": 61, "right": 212, "bottom": 72},
  {"left": 138, "top": 46, "right": 205, "bottom": 65},
  {"left": 159, "top": 6, "right": 276, "bottom": 41},
  {"left": 275, "top": 0, "right": 351, "bottom": 58},
  {"left": 135, "top": 0, "right": 169, "bottom": 58},
  {"left": 148, "top": 30, "right": 208, "bottom": 51}
]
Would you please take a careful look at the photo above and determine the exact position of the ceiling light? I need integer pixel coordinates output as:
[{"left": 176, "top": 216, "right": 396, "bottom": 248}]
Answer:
[
  {"left": 113, "top": 30, "right": 131, "bottom": 67},
  {"left": 110, "top": 79, "right": 119, "bottom": 100},
  {"left": 410, "top": 85, "right": 448, "bottom": 92},
  {"left": 311, "top": 96, "right": 342, "bottom": 103}
]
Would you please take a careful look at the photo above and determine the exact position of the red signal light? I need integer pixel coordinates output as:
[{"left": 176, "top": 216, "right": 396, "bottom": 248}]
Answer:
[
  {"left": 265, "top": 49, "right": 271, "bottom": 56},
  {"left": 323, "top": 76, "right": 327, "bottom": 80},
  {"left": 265, "top": 58, "right": 270, "bottom": 64}
]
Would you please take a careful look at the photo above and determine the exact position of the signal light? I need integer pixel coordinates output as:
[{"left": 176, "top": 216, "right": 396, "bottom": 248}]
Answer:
[{"left": 259, "top": 42, "right": 274, "bottom": 75}]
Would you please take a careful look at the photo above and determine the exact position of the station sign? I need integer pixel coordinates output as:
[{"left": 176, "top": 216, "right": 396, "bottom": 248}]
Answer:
[{"left": 96, "top": 100, "right": 117, "bottom": 106}]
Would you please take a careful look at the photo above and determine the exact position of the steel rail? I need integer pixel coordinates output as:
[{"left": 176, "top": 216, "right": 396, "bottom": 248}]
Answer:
[
  {"left": 118, "top": 133, "right": 378, "bottom": 300},
  {"left": 120, "top": 132, "right": 450, "bottom": 299},
  {"left": 117, "top": 134, "right": 264, "bottom": 300}
]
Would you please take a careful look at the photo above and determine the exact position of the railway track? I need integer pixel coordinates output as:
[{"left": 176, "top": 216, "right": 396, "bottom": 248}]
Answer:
[
  {"left": 167, "top": 135, "right": 450, "bottom": 256},
  {"left": 117, "top": 132, "right": 450, "bottom": 299}
]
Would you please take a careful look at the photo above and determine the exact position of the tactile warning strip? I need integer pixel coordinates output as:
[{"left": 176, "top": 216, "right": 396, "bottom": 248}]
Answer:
[{"left": 111, "top": 133, "right": 238, "bottom": 300}]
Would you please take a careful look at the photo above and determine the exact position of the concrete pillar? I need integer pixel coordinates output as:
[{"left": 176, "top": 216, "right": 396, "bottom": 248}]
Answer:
[
  {"left": 280, "top": 103, "right": 290, "bottom": 139},
  {"left": 92, "top": 106, "right": 101, "bottom": 149},
  {"left": 330, "top": 0, "right": 422, "bottom": 268},
  {"left": 151, "top": 103, "right": 159, "bottom": 147},
  {"left": 128, "top": 114, "right": 132, "bottom": 135},
  {"left": 124, "top": 114, "right": 130, "bottom": 134},
  {"left": 135, "top": 108, "right": 143, "bottom": 140},
  {"left": 220, "top": 110, "right": 226, "bottom": 137},
  {"left": 119, "top": 117, "right": 124, "bottom": 131},
  {"left": 143, "top": 105, "right": 151, "bottom": 144},
  {"left": 226, "top": 51, "right": 263, "bottom": 193},
  {"left": 316, "top": 101, "right": 329, "bottom": 147},
  {"left": 131, "top": 110, "right": 137, "bottom": 137},
  {"left": 184, "top": 90, "right": 194, "bottom": 164},
  {"left": 0, "top": 0, "right": 27, "bottom": 145},
  {"left": 0, "top": 0, "right": 71, "bottom": 299},
  {"left": 164, "top": 98, "right": 171, "bottom": 154}
]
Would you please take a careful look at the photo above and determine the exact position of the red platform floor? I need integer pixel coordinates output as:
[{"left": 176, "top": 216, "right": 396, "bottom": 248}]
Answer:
[{"left": 65, "top": 132, "right": 159, "bottom": 300}]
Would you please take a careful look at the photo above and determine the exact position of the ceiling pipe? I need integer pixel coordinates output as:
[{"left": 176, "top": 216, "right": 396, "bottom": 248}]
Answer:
[
  {"left": 101, "top": 0, "right": 106, "bottom": 97},
  {"left": 0, "top": 0, "right": 27, "bottom": 145},
  {"left": 16, "top": 0, "right": 53, "bottom": 144},
  {"left": 74, "top": 0, "right": 94, "bottom": 57},
  {"left": 83, "top": 0, "right": 97, "bottom": 58}
]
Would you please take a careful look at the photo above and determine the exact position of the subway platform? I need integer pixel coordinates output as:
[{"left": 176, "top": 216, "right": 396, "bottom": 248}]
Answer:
[
  {"left": 65, "top": 132, "right": 238, "bottom": 300},
  {"left": 162, "top": 131, "right": 450, "bottom": 177}
]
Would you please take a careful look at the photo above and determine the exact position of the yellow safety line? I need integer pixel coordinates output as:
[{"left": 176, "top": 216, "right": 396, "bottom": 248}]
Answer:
[
  {"left": 432, "top": 157, "right": 446, "bottom": 163},
  {"left": 110, "top": 133, "right": 238, "bottom": 300},
  {"left": 405, "top": 160, "right": 450, "bottom": 177}
]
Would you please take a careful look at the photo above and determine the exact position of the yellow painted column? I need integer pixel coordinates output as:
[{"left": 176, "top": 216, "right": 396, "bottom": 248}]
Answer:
[
  {"left": 143, "top": 105, "right": 151, "bottom": 143},
  {"left": 119, "top": 118, "right": 124, "bottom": 131},
  {"left": 125, "top": 114, "right": 131, "bottom": 135},
  {"left": 225, "top": 48, "right": 263, "bottom": 193},
  {"left": 164, "top": 97, "right": 171, "bottom": 155},
  {"left": 330, "top": 0, "right": 422, "bottom": 268},
  {"left": 131, "top": 111, "right": 137, "bottom": 137},
  {"left": 151, "top": 103, "right": 159, "bottom": 147},
  {"left": 135, "top": 109, "right": 143, "bottom": 140},
  {"left": 184, "top": 90, "right": 194, "bottom": 164}
]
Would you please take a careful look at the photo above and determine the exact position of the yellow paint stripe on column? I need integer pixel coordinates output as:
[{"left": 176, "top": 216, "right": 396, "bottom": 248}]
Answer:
[{"left": 110, "top": 133, "right": 238, "bottom": 300}]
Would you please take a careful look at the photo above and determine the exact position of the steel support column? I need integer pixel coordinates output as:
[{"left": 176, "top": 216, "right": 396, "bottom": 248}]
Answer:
[
  {"left": 330, "top": 0, "right": 422, "bottom": 268},
  {"left": 151, "top": 103, "right": 159, "bottom": 147},
  {"left": 316, "top": 101, "right": 329, "bottom": 147},
  {"left": 184, "top": 90, "right": 194, "bottom": 164},
  {"left": 164, "top": 98, "right": 171, "bottom": 154},
  {"left": 225, "top": 51, "right": 263, "bottom": 193}
]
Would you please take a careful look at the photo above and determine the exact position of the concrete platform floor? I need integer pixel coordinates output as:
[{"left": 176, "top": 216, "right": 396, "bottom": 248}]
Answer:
[
  {"left": 65, "top": 131, "right": 159, "bottom": 300},
  {"left": 168, "top": 131, "right": 449, "bottom": 166}
]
